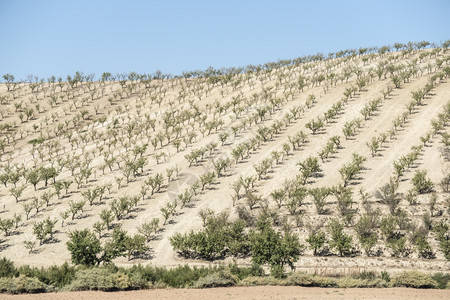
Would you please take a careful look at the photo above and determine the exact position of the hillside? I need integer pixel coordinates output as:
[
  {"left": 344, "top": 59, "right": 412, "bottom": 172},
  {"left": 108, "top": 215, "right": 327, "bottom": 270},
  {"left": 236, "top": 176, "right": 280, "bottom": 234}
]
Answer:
[{"left": 0, "top": 44, "right": 449, "bottom": 274}]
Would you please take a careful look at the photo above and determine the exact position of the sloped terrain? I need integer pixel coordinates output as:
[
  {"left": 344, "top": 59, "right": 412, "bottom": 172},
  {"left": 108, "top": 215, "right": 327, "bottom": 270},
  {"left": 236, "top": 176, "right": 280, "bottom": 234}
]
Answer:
[{"left": 0, "top": 45, "right": 449, "bottom": 273}]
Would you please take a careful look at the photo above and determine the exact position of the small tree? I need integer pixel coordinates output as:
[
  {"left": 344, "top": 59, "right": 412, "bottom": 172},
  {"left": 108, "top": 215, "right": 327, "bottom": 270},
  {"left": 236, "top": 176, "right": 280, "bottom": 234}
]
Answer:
[
  {"left": 26, "top": 168, "right": 40, "bottom": 191},
  {"left": 9, "top": 185, "right": 26, "bottom": 203},
  {"left": 411, "top": 169, "right": 434, "bottom": 194},
  {"left": 249, "top": 215, "right": 302, "bottom": 278},
  {"left": 66, "top": 229, "right": 101, "bottom": 266},
  {"left": 327, "top": 218, "right": 352, "bottom": 256},
  {"left": 100, "top": 209, "right": 114, "bottom": 230},
  {"left": 137, "top": 218, "right": 160, "bottom": 242},
  {"left": 270, "top": 189, "right": 286, "bottom": 208},
  {"left": 297, "top": 156, "right": 320, "bottom": 184},
  {"left": 355, "top": 214, "right": 378, "bottom": 256},
  {"left": 0, "top": 218, "right": 14, "bottom": 236},
  {"left": 309, "top": 187, "right": 329, "bottom": 214},
  {"left": 374, "top": 178, "right": 401, "bottom": 214},
  {"left": 124, "top": 234, "right": 148, "bottom": 261},
  {"left": 24, "top": 240, "right": 36, "bottom": 254},
  {"left": 93, "top": 221, "right": 106, "bottom": 239},
  {"left": 306, "top": 230, "right": 326, "bottom": 256},
  {"left": 22, "top": 202, "right": 33, "bottom": 220}
]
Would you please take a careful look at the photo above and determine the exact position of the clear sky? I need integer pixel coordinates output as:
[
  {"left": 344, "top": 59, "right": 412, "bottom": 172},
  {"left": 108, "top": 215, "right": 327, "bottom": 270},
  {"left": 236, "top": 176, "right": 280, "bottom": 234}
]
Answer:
[{"left": 0, "top": 0, "right": 449, "bottom": 81}]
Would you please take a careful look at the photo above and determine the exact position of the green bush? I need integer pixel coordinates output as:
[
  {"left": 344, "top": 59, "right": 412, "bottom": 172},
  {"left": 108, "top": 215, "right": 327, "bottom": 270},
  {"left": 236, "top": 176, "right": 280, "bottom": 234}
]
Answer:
[
  {"left": 66, "top": 268, "right": 131, "bottom": 291},
  {"left": 283, "top": 272, "right": 338, "bottom": 287},
  {"left": 0, "top": 258, "right": 17, "bottom": 278},
  {"left": 0, "top": 274, "right": 48, "bottom": 294},
  {"left": 391, "top": 271, "right": 437, "bottom": 288},
  {"left": 431, "top": 273, "right": 450, "bottom": 289},
  {"left": 338, "top": 277, "right": 387, "bottom": 288},
  {"left": 229, "top": 262, "right": 264, "bottom": 280},
  {"left": 17, "top": 262, "right": 76, "bottom": 289},
  {"left": 193, "top": 270, "right": 238, "bottom": 288},
  {"left": 124, "top": 264, "right": 225, "bottom": 288}
]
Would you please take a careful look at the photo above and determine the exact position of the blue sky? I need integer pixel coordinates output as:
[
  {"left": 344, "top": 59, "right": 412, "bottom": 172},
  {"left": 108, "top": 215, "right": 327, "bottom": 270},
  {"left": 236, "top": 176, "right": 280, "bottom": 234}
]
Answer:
[{"left": 0, "top": 0, "right": 449, "bottom": 81}]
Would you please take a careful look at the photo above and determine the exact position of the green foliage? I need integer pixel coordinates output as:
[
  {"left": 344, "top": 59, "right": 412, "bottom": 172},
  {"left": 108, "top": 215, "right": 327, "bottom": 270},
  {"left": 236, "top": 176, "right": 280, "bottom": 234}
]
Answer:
[
  {"left": 412, "top": 169, "right": 434, "bottom": 194},
  {"left": 17, "top": 262, "right": 76, "bottom": 289},
  {"left": 297, "top": 156, "right": 320, "bottom": 184},
  {"left": 284, "top": 272, "right": 338, "bottom": 287},
  {"left": 228, "top": 262, "right": 264, "bottom": 280},
  {"left": 355, "top": 214, "right": 378, "bottom": 256},
  {"left": 0, "top": 258, "right": 18, "bottom": 278},
  {"left": 123, "top": 264, "right": 225, "bottom": 288},
  {"left": 0, "top": 275, "right": 48, "bottom": 294},
  {"left": 66, "top": 268, "right": 131, "bottom": 291},
  {"left": 431, "top": 273, "right": 450, "bottom": 289},
  {"left": 327, "top": 218, "right": 352, "bottom": 256},
  {"left": 309, "top": 187, "right": 330, "bottom": 214},
  {"left": 375, "top": 178, "right": 401, "bottom": 214},
  {"left": 391, "top": 271, "right": 437, "bottom": 288},
  {"left": 66, "top": 229, "right": 102, "bottom": 266},
  {"left": 193, "top": 270, "right": 238, "bottom": 288},
  {"left": 306, "top": 231, "right": 326, "bottom": 256},
  {"left": 249, "top": 215, "right": 303, "bottom": 277},
  {"left": 170, "top": 213, "right": 249, "bottom": 260}
]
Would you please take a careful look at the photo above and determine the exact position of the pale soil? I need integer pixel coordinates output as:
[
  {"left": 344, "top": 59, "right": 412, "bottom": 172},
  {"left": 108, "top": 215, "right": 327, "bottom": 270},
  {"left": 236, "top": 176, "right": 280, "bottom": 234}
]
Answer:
[
  {"left": 2, "top": 287, "right": 449, "bottom": 300},
  {"left": 0, "top": 48, "right": 449, "bottom": 274}
]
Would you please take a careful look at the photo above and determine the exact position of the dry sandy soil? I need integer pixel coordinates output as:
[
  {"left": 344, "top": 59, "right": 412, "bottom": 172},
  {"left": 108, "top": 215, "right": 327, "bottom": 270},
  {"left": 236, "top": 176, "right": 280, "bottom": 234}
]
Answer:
[
  {"left": 2, "top": 287, "right": 449, "bottom": 300},
  {"left": 0, "top": 47, "right": 448, "bottom": 275}
]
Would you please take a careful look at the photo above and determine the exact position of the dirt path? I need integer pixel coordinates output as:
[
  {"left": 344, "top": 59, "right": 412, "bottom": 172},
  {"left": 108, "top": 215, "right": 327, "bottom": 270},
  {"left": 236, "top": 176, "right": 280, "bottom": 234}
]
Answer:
[{"left": 2, "top": 287, "right": 449, "bottom": 300}]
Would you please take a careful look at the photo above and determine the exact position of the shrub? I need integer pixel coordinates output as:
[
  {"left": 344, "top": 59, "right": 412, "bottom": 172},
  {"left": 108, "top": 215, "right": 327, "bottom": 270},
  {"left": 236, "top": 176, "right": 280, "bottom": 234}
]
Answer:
[
  {"left": 193, "top": 270, "right": 237, "bottom": 288},
  {"left": 124, "top": 264, "right": 224, "bottom": 288},
  {"left": 229, "top": 262, "right": 264, "bottom": 280},
  {"left": 391, "top": 271, "right": 437, "bottom": 288},
  {"left": 283, "top": 272, "right": 338, "bottom": 287},
  {"left": 338, "top": 277, "right": 387, "bottom": 288},
  {"left": 0, "top": 258, "right": 17, "bottom": 278},
  {"left": 0, "top": 275, "right": 48, "bottom": 294},
  {"left": 412, "top": 169, "right": 434, "bottom": 194},
  {"left": 66, "top": 268, "right": 131, "bottom": 291},
  {"left": 431, "top": 273, "right": 450, "bottom": 289},
  {"left": 17, "top": 262, "right": 76, "bottom": 289}
]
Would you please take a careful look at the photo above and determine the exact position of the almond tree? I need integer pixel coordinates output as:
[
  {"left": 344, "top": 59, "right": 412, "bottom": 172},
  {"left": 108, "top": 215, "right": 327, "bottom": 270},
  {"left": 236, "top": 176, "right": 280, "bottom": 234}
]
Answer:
[
  {"left": 355, "top": 214, "right": 378, "bottom": 256},
  {"left": 2, "top": 74, "right": 15, "bottom": 92},
  {"left": 309, "top": 187, "right": 330, "bottom": 214},
  {"left": 327, "top": 218, "right": 352, "bottom": 256},
  {"left": 374, "top": 178, "right": 401, "bottom": 215}
]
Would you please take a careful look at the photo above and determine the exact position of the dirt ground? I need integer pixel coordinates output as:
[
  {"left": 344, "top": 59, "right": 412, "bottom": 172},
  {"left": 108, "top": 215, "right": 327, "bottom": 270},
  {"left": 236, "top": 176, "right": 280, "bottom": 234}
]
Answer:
[{"left": 2, "top": 287, "right": 449, "bottom": 300}]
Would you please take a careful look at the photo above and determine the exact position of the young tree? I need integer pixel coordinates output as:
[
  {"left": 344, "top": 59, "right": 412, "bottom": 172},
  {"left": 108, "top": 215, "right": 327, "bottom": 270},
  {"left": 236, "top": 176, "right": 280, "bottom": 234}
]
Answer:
[
  {"left": 66, "top": 229, "right": 101, "bottom": 266},
  {"left": 355, "top": 214, "right": 378, "bottom": 256},
  {"left": 249, "top": 215, "right": 302, "bottom": 277},
  {"left": 270, "top": 189, "right": 286, "bottom": 208},
  {"left": 0, "top": 218, "right": 14, "bottom": 236},
  {"left": 26, "top": 168, "right": 40, "bottom": 191},
  {"left": 306, "top": 230, "right": 326, "bottom": 256},
  {"left": 309, "top": 187, "right": 330, "bottom": 214},
  {"left": 327, "top": 218, "right": 352, "bottom": 256},
  {"left": 297, "top": 156, "right": 320, "bottom": 184},
  {"left": 137, "top": 218, "right": 160, "bottom": 242},
  {"left": 100, "top": 209, "right": 114, "bottom": 230},
  {"left": 124, "top": 234, "right": 148, "bottom": 261},
  {"left": 24, "top": 240, "right": 36, "bottom": 254},
  {"left": 9, "top": 185, "right": 26, "bottom": 202},
  {"left": 411, "top": 169, "right": 434, "bottom": 194},
  {"left": 374, "top": 178, "right": 401, "bottom": 215}
]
